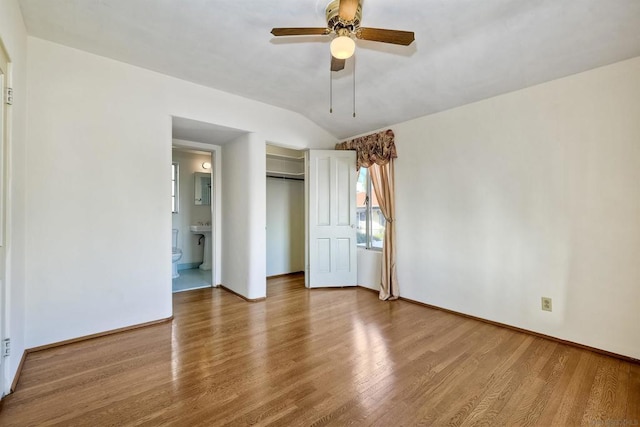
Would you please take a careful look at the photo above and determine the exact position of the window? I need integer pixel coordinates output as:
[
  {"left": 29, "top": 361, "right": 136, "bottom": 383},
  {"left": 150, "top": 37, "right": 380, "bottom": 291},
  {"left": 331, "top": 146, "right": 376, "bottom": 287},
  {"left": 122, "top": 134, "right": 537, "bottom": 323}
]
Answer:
[
  {"left": 171, "top": 162, "right": 179, "bottom": 213},
  {"left": 356, "top": 168, "right": 385, "bottom": 249}
]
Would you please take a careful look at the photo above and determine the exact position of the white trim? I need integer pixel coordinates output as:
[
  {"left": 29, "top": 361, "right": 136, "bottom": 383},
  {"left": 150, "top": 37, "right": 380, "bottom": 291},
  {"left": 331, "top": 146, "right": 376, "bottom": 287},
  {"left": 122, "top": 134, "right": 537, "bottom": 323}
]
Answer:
[{"left": 0, "top": 38, "right": 10, "bottom": 397}]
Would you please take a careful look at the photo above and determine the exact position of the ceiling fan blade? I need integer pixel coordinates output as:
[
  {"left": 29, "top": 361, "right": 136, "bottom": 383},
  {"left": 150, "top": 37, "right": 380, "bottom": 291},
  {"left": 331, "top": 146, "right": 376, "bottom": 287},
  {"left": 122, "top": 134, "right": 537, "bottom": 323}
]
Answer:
[
  {"left": 271, "top": 27, "right": 328, "bottom": 37},
  {"left": 331, "top": 56, "right": 346, "bottom": 72},
  {"left": 357, "top": 27, "right": 415, "bottom": 46},
  {"left": 339, "top": 0, "right": 359, "bottom": 21}
]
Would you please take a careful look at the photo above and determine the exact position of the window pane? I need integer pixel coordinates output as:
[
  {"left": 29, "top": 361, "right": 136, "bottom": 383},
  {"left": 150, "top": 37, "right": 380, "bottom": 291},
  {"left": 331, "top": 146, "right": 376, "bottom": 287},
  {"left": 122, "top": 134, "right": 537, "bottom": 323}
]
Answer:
[
  {"left": 370, "top": 184, "right": 385, "bottom": 249},
  {"left": 356, "top": 168, "right": 367, "bottom": 247}
]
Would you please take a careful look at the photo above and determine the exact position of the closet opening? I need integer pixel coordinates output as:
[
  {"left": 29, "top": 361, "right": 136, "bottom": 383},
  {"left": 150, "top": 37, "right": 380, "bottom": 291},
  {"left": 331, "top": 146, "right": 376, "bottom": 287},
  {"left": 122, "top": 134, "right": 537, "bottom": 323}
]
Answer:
[{"left": 265, "top": 144, "right": 306, "bottom": 283}]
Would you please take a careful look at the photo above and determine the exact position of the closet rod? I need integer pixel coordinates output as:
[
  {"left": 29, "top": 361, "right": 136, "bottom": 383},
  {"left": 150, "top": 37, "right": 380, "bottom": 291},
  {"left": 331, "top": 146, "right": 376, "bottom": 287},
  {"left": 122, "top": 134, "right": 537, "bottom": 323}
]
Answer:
[{"left": 266, "top": 174, "right": 305, "bottom": 182}]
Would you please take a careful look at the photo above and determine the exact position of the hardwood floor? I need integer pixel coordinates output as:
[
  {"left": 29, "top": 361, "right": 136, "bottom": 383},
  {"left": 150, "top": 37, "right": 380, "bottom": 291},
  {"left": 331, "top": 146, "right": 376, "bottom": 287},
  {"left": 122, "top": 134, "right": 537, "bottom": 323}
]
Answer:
[{"left": 1, "top": 273, "right": 638, "bottom": 426}]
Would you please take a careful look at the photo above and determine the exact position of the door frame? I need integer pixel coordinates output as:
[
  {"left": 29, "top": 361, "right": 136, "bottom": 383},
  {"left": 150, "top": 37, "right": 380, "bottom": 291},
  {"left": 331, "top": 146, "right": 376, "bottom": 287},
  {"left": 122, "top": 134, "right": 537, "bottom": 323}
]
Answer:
[
  {"left": 265, "top": 143, "right": 306, "bottom": 278},
  {"left": 0, "top": 38, "right": 11, "bottom": 397},
  {"left": 171, "top": 138, "right": 222, "bottom": 288}
]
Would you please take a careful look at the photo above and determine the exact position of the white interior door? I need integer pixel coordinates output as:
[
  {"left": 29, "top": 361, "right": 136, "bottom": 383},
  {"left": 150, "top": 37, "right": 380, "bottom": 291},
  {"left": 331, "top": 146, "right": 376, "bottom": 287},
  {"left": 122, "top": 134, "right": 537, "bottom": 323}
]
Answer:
[{"left": 306, "top": 150, "right": 357, "bottom": 287}]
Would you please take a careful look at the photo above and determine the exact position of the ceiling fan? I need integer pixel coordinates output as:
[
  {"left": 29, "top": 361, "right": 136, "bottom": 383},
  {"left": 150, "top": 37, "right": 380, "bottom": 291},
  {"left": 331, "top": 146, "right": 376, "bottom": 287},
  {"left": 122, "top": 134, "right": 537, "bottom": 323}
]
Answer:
[{"left": 271, "top": 0, "right": 415, "bottom": 72}]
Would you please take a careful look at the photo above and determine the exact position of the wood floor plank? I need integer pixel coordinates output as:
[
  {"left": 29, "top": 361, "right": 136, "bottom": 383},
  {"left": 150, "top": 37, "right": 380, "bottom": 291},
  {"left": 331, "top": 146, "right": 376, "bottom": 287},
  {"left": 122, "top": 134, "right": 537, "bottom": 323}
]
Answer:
[
  {"left": 627, "top": 366, "right": 640, "bottom": 422},
  {"left": 0, "top": 273, "right": 638, "bottom": 426}
]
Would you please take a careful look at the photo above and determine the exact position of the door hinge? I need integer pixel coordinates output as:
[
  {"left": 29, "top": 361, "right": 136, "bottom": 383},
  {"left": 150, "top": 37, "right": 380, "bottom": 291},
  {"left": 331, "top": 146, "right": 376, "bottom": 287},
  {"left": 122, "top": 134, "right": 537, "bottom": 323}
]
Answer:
[
  {"left": 2, "top": 338, "right": 9, "bottom": 357},
  {"left": 5, "top": 87, "right": 13, "bottom": 105}
]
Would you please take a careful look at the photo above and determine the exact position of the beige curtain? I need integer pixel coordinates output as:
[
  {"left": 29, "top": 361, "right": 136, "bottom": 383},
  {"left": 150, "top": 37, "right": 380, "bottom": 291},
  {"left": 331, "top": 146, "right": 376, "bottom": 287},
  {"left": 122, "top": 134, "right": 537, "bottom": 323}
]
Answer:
[
  {"left": 336, "top": 129, "right": 399, "bottom": 300},
  {"left": 369, "top": 161, "right": 398, "bottom": 300}
]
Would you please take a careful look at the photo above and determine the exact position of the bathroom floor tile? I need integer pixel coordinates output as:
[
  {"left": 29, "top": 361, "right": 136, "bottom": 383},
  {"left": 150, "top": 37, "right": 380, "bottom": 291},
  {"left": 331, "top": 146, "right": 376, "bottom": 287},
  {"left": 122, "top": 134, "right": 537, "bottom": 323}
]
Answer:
[{"left": 172, "top": 268, "right": 212, "bottom": 293}]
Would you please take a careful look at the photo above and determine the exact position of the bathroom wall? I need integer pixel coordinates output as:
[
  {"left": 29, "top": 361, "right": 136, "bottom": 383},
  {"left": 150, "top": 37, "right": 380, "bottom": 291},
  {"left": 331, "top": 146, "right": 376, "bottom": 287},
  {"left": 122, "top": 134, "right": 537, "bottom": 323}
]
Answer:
[{"left": 171, "top": 149, "right": 212, "bottom": 268}]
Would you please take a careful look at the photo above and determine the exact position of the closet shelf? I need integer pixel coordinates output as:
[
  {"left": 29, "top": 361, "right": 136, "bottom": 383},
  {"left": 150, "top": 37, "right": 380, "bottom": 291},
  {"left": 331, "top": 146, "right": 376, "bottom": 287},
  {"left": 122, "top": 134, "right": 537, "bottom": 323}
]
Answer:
[
  {"left": 266, "top": 146, "right": 305, "bottom": 180},
  {"left": 266, "top": 153, "right": 305, "bottom": 161},
  {"left": 266, "top": 170, "right": 305, "bottom": 177}
]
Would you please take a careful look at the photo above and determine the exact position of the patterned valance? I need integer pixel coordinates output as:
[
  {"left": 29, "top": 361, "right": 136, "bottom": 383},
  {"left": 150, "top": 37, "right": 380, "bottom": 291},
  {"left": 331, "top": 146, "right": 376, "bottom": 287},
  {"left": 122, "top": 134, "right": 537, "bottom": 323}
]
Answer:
[{"left": 335, "top": 129, "right": 397, "bottom": 169}]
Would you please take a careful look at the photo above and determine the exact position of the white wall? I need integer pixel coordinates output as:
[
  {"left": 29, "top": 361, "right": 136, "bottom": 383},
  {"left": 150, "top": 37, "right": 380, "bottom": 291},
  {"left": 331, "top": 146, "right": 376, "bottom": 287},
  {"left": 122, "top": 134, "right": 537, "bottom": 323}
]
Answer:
[
  {"left": 1, "top": 0, "right": 28, "bottom": 392},
  {"left": 381, "top": 56, "right": 640, "bottom": 359},
  {"left": 171, "top": 149, "right": 212, "bottom": 266},
  {"left": 357, "top": 248, "right": 381, "bottom": 291},
  {"left": 24, "top": 37, "right": 335, "bottom": 348},
  {"left": 221, "top": 134, "right": 266, "bottom": 299},
  {"left": 266, "top": 178, "right": 304, "bottom": 276}
]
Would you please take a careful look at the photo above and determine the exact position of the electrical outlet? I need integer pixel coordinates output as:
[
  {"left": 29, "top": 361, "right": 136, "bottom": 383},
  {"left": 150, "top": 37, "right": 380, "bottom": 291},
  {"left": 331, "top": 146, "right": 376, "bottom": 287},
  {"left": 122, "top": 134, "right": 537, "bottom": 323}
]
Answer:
[{"left": 541, "top": 297, "right": 552, "bottom": 312}]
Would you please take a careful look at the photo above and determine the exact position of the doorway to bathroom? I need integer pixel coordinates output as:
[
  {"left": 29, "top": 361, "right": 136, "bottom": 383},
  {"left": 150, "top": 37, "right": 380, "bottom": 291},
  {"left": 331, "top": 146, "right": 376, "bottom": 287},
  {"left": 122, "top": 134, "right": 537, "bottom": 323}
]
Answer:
[{"left": 171, "top": 147, "right": 214, "bottom": 293}]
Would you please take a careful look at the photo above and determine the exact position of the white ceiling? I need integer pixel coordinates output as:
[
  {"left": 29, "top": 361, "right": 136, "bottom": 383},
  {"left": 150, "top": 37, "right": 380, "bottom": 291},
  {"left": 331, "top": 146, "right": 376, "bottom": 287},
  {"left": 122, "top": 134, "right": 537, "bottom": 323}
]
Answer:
[{"left": 18, "top": 0, "right": 640, "bottom": 139}]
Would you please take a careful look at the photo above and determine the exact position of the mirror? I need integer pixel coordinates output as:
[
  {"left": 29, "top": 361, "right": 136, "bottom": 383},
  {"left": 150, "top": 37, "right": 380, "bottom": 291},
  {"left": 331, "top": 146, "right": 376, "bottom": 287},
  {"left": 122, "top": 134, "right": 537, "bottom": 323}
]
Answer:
[{"left": 194, "top": 172, "right": 211, "bottom": 205}]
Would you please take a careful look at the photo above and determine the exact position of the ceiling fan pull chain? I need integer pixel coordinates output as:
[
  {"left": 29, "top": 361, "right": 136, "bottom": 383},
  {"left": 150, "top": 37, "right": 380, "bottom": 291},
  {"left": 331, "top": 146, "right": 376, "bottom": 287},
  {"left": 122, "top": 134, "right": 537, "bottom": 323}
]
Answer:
[
  {"left": 353, "top": 55, "right": 356, "bottom": 118},
  {"left": 330, "top": 60, "right": 333, "bottom": 114}
]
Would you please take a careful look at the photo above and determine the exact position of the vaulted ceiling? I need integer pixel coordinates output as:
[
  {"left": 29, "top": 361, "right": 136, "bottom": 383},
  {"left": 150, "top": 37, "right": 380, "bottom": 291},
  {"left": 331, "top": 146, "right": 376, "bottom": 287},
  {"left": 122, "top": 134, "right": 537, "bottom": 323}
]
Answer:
[{"left": 18, "top": 0, "right": 640, "bottom": 139}]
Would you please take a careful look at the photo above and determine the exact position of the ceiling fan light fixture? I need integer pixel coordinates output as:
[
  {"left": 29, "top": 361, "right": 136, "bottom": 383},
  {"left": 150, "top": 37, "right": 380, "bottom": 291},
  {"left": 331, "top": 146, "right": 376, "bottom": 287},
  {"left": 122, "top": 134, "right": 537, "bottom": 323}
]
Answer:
[{"left": 330, "top": 35, "right": 355, "bottom": 59}]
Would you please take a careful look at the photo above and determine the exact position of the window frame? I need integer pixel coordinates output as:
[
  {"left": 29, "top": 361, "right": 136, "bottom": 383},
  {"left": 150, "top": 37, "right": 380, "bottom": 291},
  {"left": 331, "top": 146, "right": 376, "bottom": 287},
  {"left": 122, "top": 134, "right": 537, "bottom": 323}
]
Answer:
[{"left": 171, "top": 162, "right": 179, "bottom": 213}]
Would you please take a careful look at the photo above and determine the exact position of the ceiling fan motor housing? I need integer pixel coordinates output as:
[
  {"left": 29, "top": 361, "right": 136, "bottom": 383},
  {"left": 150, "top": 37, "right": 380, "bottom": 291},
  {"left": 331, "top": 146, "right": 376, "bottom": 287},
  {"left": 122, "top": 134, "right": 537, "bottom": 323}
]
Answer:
[{"left": 326, "top": 0, "right": 362, "bottom": 33}]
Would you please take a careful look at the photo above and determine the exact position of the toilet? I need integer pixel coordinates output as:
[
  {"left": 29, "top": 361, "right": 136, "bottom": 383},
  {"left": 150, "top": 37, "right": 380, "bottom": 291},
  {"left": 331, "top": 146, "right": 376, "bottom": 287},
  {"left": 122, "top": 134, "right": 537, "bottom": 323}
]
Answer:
[{"left": 172, "top": 229, "right": 183, "bottom": 279}]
